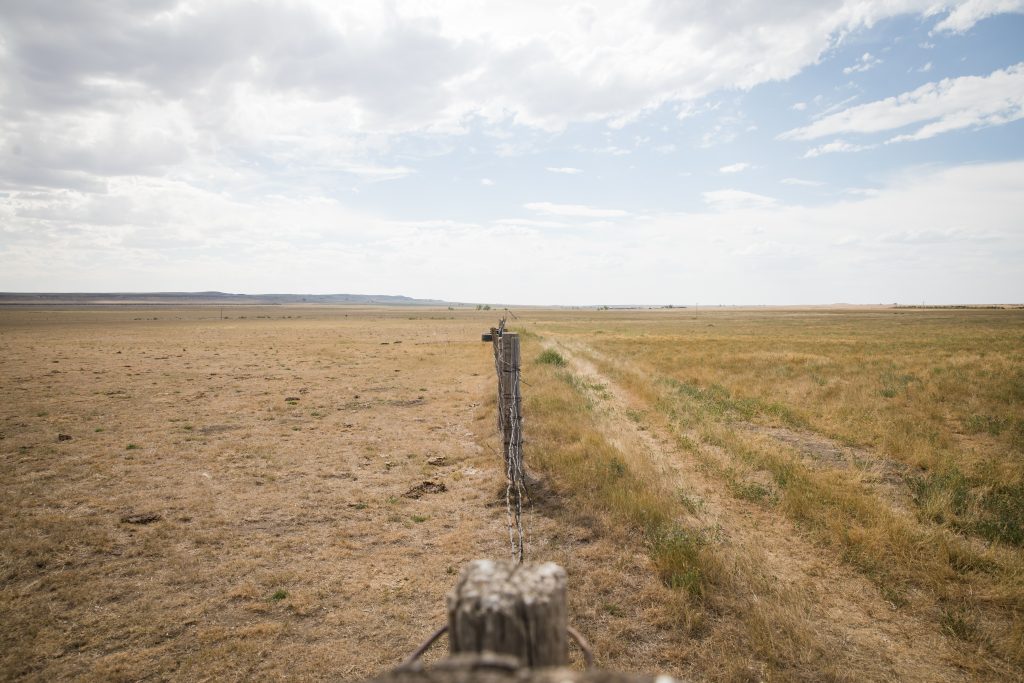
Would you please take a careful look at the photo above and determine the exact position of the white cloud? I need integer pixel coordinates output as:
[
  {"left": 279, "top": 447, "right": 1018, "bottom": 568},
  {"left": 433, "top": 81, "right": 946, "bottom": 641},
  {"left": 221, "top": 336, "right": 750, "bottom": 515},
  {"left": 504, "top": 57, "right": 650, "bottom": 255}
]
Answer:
[
  {"left": 336, "top": 163, "right": 415, "bottom": 181},
  {"left": 783, "top": 63, "right": 1024, "bottom": 147},
  {"left": 781, "top": 177, "right": 825, "bottom": 186},
  {"left": 719, "top": 162, "right": 752, "bottom": 174},
  {"left": 792, "top": 101, "right": 808, "bottom": 111},
  {"left": 480, "top": 178, "right": 494, "bottom": 186},
  {"left": 919, "top": 61, "right": 933, "bottom": 72},
  {"left": 803, "top": 140, "right": 875, "bottom": 157},
  {"left": 843, "top": 52, "right": 882, "bottom": 75},
  {"left": 932, "top": 0, "right": 1024, "bottom": 32},
  {"left": 493, "top": 218, "right": 568, "bottom": 228},
  {"left": 3, "top": 162, "right": 1021, "bottom": 304},
  {"left": 545, "top": 167, "right": 583, "bottom": 174},
  {"left": 524, "top": 202, "right": 629, "bottom": 218},
  {"left": 702, "top": 189, "right": 777, "bottom": 209}
]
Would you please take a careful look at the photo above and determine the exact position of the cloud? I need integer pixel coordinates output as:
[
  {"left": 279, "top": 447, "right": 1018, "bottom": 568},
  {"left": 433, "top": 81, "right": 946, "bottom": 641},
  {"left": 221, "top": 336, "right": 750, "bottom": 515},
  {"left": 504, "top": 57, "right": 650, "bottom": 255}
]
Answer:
[
  {"left": 4, "top": 0, "right": 1023, "bottom": 206},
  {"left": 702, "top": 189, "right": 777, "bottom": 209},
  {"left": 480, "top": 178, "right": 494, "bottom": 186},
  {"left": 791, "top": 101, "right": 808, "bottom": 111},
  {"left": 843, "top": 52, "right": 882, "bottom": 75},
  {"left": 524, "top": 202, "right": 629, "bottom": 218},
  {"left": 545, "top": 167, "right": 583, "bottom": 174},
  {"left": 782, "top": 63, "right": 1024, "bottom": 144},
  {"left": 932, "top": 0, "right": 1024, "bottom": 32},
  {"left": 8, "top": 0, "right": 1019, "bottom": 161},
  {"left": 336, "top": 164, "right": 415, "bottom": 181},
  {"left": 781, "top": 177, "right": 825, "bottom": 186},
  {"left": 719, "top": 162, "right": 752, "bottom": 173},
  {"left": 3, "top": 162, "right": 1021, "bottom": 304},
  {"left": 803, "top": 140, "right": 875, "bottom": 157}
]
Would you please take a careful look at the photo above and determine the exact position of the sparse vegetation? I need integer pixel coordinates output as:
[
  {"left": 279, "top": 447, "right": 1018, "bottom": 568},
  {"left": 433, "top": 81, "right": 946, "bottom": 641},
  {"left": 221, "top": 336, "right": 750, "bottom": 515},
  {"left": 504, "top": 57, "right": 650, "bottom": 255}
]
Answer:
[
  {"left": 523, "top": 307, "right": 1024, "bottom": 676},
  {"left": 2, "top": 305, "right": 1021, "bottom": 681}
]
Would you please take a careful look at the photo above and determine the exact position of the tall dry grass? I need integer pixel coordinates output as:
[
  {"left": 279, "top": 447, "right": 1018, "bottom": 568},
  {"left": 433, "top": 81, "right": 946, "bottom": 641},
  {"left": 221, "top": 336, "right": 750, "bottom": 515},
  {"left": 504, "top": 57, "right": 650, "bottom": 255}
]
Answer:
[
  {"left": 520, "top": 334, "right": 894, "bottom": 681},
  {"left": 537, "top": 309, "right": 1024, "bottom": 676}
]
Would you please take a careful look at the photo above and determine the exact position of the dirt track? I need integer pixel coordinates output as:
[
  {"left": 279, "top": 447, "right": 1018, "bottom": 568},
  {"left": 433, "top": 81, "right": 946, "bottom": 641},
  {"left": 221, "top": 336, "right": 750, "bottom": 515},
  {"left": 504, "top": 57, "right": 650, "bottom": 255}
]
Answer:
[{"left": 546, "top": 334, "right": 968, "bottom": 683}]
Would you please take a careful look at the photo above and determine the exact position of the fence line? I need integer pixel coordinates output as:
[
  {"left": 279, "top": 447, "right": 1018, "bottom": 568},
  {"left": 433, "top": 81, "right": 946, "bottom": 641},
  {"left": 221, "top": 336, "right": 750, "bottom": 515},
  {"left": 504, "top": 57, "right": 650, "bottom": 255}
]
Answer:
[{"left": 489, "top": 317, "right": 526, "bottom": 563}]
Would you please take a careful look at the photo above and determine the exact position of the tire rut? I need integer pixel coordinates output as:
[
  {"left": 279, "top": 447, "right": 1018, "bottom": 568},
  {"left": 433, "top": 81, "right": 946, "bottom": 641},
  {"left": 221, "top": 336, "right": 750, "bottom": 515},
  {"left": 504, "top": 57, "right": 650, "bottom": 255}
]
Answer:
[{"left": 546, "top": 335, "right": 968, "bottom": 683}]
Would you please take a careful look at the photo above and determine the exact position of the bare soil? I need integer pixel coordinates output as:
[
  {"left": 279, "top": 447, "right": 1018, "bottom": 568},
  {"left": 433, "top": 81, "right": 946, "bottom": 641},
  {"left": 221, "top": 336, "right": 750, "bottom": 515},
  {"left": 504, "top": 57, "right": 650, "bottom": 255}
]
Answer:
[{"left": 0, "top": 307, "right": 528, "bottom": 681}]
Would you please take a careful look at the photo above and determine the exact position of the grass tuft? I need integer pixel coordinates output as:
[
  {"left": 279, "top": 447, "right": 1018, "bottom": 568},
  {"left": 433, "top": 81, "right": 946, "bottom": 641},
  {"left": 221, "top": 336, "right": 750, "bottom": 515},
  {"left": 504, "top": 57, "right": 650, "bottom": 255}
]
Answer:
[{"left": 535, "top": 349, "right": 566, "bottom": 366}]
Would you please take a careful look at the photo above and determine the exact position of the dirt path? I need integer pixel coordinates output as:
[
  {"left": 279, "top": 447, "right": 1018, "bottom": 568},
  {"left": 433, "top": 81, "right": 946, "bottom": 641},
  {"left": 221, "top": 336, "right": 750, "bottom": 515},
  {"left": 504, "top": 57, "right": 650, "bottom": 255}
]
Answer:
[{"left": 546, "top": 335, "right": 967, "bottom": 683}]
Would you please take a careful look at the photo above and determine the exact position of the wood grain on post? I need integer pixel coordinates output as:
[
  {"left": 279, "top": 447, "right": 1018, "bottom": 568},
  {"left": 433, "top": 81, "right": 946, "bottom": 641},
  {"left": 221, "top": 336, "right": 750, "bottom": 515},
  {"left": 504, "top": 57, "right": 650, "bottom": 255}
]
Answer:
[
  {"left": 498, "top": 333, "right": 521, "bottom": 462},
  {"left": 447, "top": 560, "right": 568, "bottom": 668}
]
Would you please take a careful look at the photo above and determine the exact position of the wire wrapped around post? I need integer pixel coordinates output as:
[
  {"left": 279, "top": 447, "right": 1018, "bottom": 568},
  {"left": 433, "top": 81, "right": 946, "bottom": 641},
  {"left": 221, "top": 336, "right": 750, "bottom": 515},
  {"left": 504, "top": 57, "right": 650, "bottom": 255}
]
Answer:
[{"left": 491, "top": 318, "right": 525, "bottom": 563}]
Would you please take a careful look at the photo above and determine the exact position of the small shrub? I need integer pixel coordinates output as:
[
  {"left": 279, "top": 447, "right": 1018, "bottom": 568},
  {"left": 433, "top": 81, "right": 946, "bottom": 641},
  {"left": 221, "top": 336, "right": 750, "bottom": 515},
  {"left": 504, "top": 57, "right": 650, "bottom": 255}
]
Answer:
[{"left": 270, "top": 589, "right": 287, "bottom": 601}]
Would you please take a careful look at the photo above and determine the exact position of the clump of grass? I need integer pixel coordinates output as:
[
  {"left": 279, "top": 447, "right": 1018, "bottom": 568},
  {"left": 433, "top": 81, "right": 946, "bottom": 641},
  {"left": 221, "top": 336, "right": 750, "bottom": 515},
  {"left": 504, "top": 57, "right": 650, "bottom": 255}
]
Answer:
[
  {"left": 964, "top": 414, "right": 1008, "bottom": 436},
  {"left": 940, "top": 605, "right": 978, "bottom": 642},
  {"left": 126, "top": 443, "right": 140, "bottom": 450},
  {"left": 974, "top": 482, "right": 1024, "bottom": 545},
  {"left": 270, "top": 589, "right": 287, "bottom": 602},
  {"left": 411, "top": 514, "right": 428, "bottom": 523},
  {"left": 536, "top": 349, "right": 566, "bottom": 367}
]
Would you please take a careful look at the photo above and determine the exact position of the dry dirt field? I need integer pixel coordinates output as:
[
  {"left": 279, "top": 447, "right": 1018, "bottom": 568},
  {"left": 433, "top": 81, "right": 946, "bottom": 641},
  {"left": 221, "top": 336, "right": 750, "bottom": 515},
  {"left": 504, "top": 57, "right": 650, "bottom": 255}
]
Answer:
[{"left": 1, "top": 305, "right": 1022, "bottom": 682}]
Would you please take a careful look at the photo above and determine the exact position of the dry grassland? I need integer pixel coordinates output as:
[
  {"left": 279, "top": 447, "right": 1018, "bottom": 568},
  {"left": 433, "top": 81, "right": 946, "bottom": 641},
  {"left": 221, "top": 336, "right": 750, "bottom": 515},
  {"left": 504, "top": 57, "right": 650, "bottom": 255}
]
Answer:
[
  {"left": 0, "top": 306, "right": 524, "bottom": 681},
  {"left": 519, "top": 307, "right": 1023, "bottom": 681},
  {"left": 2, "top": 305, "right": 1022, "bottom": 682}
]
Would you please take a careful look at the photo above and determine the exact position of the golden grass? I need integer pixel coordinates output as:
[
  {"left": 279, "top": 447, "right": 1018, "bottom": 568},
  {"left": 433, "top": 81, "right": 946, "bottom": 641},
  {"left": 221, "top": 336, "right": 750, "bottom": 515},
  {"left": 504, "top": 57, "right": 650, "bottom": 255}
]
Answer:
[
  {"left": 3, "top": 305, "right": 1021, "bottom": 682},
  {"left": 515, "top": 307, "right": 1023, "bottom": 680}
]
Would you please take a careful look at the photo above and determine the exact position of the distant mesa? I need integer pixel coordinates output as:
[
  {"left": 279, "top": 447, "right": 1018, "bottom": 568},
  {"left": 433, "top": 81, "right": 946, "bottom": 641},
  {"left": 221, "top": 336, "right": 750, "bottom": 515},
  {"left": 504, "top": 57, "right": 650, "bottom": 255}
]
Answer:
[{"left": 0, "top": 291, "right": 456, "bottom": 306}]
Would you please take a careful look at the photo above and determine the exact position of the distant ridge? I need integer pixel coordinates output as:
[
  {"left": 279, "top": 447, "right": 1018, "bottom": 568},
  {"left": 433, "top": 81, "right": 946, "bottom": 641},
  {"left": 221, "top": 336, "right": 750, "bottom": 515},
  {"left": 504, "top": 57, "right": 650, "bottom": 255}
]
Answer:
[{"left": 0, "top": 291, "right": 456, "bottom": 306}]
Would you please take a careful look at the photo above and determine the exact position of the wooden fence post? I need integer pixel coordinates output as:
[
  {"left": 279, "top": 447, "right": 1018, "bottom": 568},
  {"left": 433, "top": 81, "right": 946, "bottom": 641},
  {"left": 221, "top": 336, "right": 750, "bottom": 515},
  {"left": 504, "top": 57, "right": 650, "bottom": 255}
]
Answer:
[
  {"left": 447, "top": 560, "right": 568, "bottom": 668},
  {"left": 493, "top": 330, "right": 526, "bottom": 562},
  {"left": 497, "top": 333, "right": 521, "bottom": 464}
]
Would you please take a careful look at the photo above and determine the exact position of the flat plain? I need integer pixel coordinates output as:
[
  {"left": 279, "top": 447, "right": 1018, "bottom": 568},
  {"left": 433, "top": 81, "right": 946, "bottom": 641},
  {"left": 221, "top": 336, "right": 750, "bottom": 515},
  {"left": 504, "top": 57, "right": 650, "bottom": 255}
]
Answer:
[{"left": 1, "top": 305, "right": 1021, "bottom": 682}]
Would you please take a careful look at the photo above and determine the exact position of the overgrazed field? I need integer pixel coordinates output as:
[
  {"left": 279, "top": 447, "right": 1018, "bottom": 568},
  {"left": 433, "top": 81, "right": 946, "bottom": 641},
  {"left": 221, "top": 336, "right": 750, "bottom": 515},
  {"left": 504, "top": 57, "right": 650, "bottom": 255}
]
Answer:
[{"left": 2, "top": 306, "right": 1022, "bottom": 682}]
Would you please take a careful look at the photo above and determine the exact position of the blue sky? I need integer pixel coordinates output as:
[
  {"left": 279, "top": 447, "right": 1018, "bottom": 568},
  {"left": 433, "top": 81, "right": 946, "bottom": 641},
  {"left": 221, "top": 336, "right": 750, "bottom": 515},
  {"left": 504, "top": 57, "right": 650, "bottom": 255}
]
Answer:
[{"left": 1, "top": 1, "right": 1022, "bottom": 304}]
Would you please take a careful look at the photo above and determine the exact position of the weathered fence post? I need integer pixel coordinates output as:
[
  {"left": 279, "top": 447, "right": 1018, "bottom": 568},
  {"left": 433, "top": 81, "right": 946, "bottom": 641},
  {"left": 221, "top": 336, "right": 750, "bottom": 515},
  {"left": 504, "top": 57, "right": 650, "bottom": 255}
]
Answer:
[
  {"left": 447, "top": 560, "right": 568, "bottom": 668},
  {"left": 497, "top": 332, "right": 522, "bottom": 467},
  {"left": 367, "top": 559, "right": 682, "bottom": 682},
  {"left": 493, "top": 330, "right": 526, "bottom": 562}
]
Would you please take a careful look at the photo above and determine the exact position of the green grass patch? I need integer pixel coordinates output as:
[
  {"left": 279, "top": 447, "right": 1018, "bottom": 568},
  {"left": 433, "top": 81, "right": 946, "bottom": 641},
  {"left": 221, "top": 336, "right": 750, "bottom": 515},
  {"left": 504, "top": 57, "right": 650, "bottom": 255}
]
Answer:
[{"left": 535, "top": 349, "right": 566, "bottom": 366}]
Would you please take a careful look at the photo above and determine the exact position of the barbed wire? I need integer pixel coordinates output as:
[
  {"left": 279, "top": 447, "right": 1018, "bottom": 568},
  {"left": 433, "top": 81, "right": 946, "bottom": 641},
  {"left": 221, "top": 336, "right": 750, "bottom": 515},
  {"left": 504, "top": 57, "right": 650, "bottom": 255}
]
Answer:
[
  {"left": 505, "top": 373, "right": 525, "bottom": 564},
  {"left": 490, "top": 315, "right": 525, "bottom": 563}
]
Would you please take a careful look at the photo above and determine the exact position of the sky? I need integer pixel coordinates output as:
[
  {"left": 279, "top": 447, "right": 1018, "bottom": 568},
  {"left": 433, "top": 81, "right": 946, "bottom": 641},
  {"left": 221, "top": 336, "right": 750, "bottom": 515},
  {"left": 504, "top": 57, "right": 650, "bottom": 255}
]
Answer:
[{"left": 1, "top": 1, "right": 1023, "bottom": 305}]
